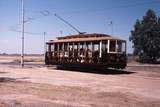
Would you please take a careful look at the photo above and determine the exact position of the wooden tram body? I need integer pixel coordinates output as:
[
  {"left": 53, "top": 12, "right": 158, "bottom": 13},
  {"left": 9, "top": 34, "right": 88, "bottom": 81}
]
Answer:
[{"left": 45, "top": 33, "right": 127, "bottom": 69}]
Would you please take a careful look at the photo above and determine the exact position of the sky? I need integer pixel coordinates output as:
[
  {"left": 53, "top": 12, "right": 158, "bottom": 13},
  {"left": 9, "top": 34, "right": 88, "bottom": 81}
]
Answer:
[{"left": 0, "top": 0, "right": 160, "bottom": 54}]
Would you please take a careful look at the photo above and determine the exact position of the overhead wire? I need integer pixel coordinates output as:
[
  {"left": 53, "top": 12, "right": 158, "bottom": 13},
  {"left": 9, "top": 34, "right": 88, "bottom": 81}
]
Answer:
[
  {"left": 50, "top": 0, "right": 160, "bottom": 15},
  {"left": 9, "top": 0, "right": 160, "bottom": 36}
]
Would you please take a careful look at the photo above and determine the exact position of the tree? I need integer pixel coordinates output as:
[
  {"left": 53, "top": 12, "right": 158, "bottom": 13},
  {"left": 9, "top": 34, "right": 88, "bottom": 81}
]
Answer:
[{"left": 129, "top": 9, "right": 160, "bottom": 63}]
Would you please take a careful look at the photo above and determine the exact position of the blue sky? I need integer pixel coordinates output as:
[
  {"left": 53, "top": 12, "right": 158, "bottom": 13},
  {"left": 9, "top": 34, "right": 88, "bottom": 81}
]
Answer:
[{"left": 0, "top": 0, "right": 160, "bottom": 54}]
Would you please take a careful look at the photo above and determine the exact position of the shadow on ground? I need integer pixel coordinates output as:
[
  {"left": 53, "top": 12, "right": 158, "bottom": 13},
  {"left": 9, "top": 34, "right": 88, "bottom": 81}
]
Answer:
[
  {"left": 0, "top": 77, "right": 16, "bottom": 82},
  {"left": 0, "top": 71, "right": 9, "bottom": 74},
  {"left": 56, "top": 66, "right": 135, "bottom": 75},
  {"left": 0, "top": 77, "right": 29, "bottom": 82}
]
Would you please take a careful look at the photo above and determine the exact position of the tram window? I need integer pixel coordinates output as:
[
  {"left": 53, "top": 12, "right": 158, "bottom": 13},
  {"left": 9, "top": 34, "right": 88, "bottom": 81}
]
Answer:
[
  {"left": 79, "top": 43, "right": 84, "bottom": 55},
  {"left": 79, "top": 44, "right": 83, "bottom": 49},
  {"left": 64, "top": 43, "right": 68, "bottom": 51},
  {"left": 74, "top": 44, "right": 78, "bottom": 50},
  {"left": 87, "top": 43, "right": 92, "bottom": 51},
  {"left": 122, "top": 42, "right": 126, "bottom": 52},
  {"left": 117, "top": 41, "right": 122, "bottom": 52},
  {"left": 54, "top": 44, "right": 57, "bottom": 51},
  {"left": 47, "top": 44, "right": 51, "bottom": 52},
  {"left": 94, "top": 44, "right": 99, "bottom": 51},
  {"left": 102, "top": 41, "right": 108, "bottom": 52},
  {"left": 46, "top": 44, "right": 49, "bottom": 52},
  {"left": 59, "top": 44, "right": 62, "bottom": 51},
  {"left": 69, "top": 44, "right": 73, "bottom": 51},
  {"left": 51, "top": 44, "right": 54, "bottom": 52},
  {"left": 109, "top": 41, "right": 116, "bottom": 52}
]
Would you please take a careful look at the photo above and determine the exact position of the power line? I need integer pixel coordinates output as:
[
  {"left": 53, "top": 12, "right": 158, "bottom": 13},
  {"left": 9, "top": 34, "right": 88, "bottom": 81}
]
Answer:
[
  {"left": 48, "top": 0, "right": 160, "bottom": 15},
  {"left": 23, "top": 0, "right": 160, "bottom": 19},
  {"left": 9, "top": 28, "right": 57, "bottom": 36},
  {"left": 54, "top": 13, "right": 85, "bottom": 34},
  {"left": 9, "top": 0, "right": 160, "bottom": 37},
  {"left": 10, "top": 29, "right": 41, "bottom": 35},
  {"left": 9, "top": 10, "right": 51, "bottom": 32},
  {"left": 10, "top": 1, "right": 159, "bottom": 31}
]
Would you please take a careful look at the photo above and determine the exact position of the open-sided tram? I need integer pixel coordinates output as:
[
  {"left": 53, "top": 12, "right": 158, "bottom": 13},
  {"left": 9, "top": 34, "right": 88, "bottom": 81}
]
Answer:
[{"left": 45, "top": 33, "right": 127, "bottom": 69}]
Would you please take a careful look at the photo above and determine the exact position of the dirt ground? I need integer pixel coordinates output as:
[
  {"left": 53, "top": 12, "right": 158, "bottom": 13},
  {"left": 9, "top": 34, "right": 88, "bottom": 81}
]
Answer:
[{"left": 0, "top": 55, "right": 160, "bottom": 107}]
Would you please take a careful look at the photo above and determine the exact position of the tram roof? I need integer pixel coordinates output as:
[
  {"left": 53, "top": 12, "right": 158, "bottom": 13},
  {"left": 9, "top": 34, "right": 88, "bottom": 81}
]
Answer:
[{"left": 47, "top": 33, "right": 126, "bottom": 44}]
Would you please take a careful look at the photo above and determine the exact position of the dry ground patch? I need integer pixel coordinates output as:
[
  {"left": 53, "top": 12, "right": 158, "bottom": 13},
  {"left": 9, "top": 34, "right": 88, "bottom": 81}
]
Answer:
[
  {"left": 0, "top": 80, "right": 159, "bottom": 107},
  {"left": 0, "top": 55, "right": 160, "bottom": 107}
]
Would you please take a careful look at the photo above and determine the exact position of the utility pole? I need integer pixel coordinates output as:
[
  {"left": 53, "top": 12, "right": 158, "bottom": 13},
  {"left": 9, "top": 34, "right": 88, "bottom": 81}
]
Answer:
[
  {"left": 21, "top": 0, "right": 25, "bottom": 67},
  {"left": 44, "top": 32, "right": 46, "bottom": 60}
]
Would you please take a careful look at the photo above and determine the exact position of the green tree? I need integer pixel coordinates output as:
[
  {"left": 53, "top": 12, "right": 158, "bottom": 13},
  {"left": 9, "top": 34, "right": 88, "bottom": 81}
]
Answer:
[{"left": 129, "top": 9, "right": 160, "bottom": 63}]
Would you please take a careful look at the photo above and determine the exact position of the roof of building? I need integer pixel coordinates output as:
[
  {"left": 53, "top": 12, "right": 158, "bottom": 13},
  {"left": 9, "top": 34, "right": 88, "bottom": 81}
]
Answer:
[{"left": 47, "top": 33, "right": 125, "bottom": 44}]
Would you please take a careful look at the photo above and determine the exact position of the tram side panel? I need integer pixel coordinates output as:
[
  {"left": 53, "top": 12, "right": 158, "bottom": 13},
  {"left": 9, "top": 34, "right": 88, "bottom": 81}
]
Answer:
[{"left": 45, "top": 41, "right": 127, "bottom": 69}]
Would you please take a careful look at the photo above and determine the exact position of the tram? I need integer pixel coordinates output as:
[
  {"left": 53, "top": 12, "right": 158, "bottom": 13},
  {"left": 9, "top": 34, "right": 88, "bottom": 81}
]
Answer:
[{"left": 45, "top": 33, "right": 127, "bottom": 69}]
